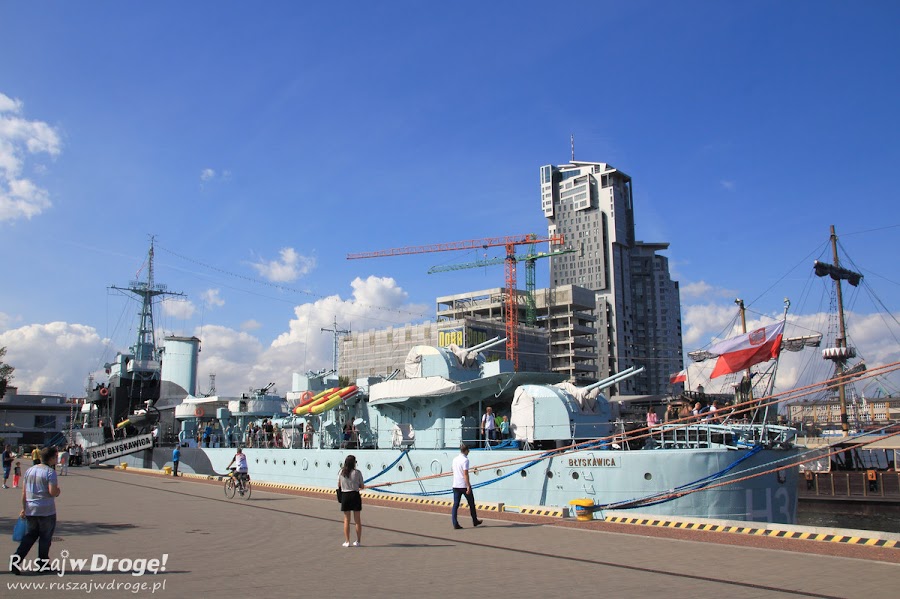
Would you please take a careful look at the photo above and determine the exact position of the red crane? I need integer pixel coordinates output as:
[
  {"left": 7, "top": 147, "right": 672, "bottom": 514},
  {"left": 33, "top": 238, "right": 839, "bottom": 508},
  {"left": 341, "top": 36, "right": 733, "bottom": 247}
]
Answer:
[{"left": 347, "top": 234, "right": 565, "bottom": 370}]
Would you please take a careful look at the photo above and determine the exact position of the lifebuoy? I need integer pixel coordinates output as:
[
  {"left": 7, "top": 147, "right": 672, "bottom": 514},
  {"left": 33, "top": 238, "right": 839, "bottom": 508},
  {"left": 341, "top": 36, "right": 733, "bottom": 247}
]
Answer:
[
  {"left": 301, "top": 391, "right": 314, "bottom": 402},
  {"left": 195, "top": 407, "right": 205, "bottom": 418},
  {"left": 99, "top": 387, "right": 109, "bottom": 397}
]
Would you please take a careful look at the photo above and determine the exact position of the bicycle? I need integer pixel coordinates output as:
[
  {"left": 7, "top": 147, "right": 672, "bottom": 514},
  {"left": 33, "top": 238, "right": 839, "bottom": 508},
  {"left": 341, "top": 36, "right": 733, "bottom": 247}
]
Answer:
[{"left": 224, "top": 467, "right": 252, "bottom": 500}]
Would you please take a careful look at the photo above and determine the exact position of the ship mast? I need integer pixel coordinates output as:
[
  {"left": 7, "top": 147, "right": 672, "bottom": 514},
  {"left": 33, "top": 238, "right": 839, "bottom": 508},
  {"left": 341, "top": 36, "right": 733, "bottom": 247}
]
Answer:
[
  {"left": 814, "top": 225, "right": 863, "bottom": 437},
  {"left": 321, "top": 316, "right": 350, "bottom": 374},
  {"left": 110, "top": 237, "right": 184, "bottom": 364}
]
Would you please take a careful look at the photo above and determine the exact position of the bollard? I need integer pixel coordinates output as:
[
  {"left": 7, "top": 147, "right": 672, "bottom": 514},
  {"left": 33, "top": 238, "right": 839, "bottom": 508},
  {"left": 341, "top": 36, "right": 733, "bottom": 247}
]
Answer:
[{"left": 568, "top": 498, "right": 595, "bottom": 521}]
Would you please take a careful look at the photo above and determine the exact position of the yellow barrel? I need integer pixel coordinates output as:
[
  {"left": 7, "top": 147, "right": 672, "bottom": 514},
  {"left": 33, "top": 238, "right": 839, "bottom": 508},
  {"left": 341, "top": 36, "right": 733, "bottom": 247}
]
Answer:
[
  {"left": 569, "top": 499, "right": 595, "bottom": 521},
  {"left": 120, "top": 462, "right": 128, "bottom": 470}
]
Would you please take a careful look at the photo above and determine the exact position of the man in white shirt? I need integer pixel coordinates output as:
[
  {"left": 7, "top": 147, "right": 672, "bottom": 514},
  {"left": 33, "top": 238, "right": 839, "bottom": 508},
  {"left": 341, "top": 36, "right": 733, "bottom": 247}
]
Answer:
[
  {"left": 450, "top": 444, "right": 482, "bottom": 530},
  {"left": 226, "top": 448, "right": 250, "bottom": 489},
  {"left": 481, "top": 407, "right": 496, "bottom": 447}
]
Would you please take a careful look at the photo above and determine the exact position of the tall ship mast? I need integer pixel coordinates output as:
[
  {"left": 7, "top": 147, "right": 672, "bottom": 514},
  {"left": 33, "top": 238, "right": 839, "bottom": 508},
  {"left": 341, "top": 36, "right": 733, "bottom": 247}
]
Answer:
[
  {"left": 87, "top": 238, "right": 184, "bottom": 430},
  {"left": 814, "top": 224, "right": 865, "bottom": 437}
]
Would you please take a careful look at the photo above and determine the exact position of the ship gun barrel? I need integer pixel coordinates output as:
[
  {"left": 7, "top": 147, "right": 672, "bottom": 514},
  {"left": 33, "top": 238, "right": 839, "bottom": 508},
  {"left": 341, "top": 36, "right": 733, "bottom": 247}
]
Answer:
[
  {"left": 464, "top": 336, "right": 506, "bottom": 354},
  {"left": 585, "top": 365, "right": 646, "bottom": 393}
]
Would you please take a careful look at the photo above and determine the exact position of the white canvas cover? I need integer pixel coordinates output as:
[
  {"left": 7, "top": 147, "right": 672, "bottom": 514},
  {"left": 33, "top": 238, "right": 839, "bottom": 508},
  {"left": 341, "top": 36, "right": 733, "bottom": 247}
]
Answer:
[
  {"left": 447, "top": 344, "right": 478, "bottom": 368},
  {"left": 553, "top": 382, "right": 601, "bottom": 413},
  {"left": 369, "top": 377, "right": 463, "bottom": 405},
  {"left": 511, "top": 386, "right": 537, "bottom": 442},
  {"left": 405, "top": 351, "right": 423, "bottom": 378}
]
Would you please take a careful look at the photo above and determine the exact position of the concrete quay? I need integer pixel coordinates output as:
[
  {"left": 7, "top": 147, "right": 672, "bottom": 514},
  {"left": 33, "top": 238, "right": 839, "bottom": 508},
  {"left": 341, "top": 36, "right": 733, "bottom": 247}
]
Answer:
[{"left": 2, "top": 466, "right": 898, "bottom": 599}]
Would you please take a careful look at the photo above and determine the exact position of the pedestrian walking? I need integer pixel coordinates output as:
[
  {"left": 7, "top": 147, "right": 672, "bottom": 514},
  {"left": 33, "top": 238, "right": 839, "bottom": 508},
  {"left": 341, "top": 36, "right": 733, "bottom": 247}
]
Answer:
[
  {"left": 2, "top": 444, "right": 13, "bottom": 488},
  {"left": 172, "top": 446, "right": 180, "bottom": 477},
  {"left": 58, "top": 447, "right": 69, "bottom": 475},
  {"left": 12, "top": 446, "right": 61, "bottom": 574},
  {"left": 338, "top": 455, "right": 365, "bottom": 547},
  {"left": 450, "top": 444, "right": 482, "bottom": 529}
]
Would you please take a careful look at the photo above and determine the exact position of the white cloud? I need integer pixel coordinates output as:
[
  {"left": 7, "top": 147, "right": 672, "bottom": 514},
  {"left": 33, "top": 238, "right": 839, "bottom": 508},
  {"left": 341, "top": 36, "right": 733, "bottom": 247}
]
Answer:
[
  {"left": 161, "top": 298, "right": 196, "bottom": 320},
  {"left": 0, "top": 322, "right": 106, "bottom": 394},
  {"left": 249, "top": 247, "right": 316, "bottom": 283},
  {"left": 240, "top": 319, "right": 262, "bottom": 331},
  {"left": 0, "top": 92, "right": 61, "bottom": 222},
  {"left": 0, "top": 311, "right": 17, "bottom": 333},
  {"left": 201, "top": 288, "right": 225, "bottom": 308},
  {"left": 720, "top": 180, "right": 735, "bottom": 191},
  {"left": 199, "top": 168, "right": 230, "bottom": 184},
  {"left": 680, "top": 280, "right": 737, "bottom": 301},
  {"left": 193, "top": 277, "right": 428, "bottom": 394}
]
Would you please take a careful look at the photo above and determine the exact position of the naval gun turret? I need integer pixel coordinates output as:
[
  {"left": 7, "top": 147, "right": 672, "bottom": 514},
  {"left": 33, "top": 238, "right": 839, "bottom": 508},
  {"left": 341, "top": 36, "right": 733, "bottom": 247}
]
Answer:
[
  {"left": 404, "top": 336, "right": 508, "bottom": 382},
  {"left": 511, "top": 366, "right": 646, "bottom": 448}
]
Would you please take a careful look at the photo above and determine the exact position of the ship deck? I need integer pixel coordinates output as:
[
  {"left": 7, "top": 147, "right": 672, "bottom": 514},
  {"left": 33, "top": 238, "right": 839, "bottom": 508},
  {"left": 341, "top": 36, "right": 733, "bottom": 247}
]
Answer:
[{"left": 2, "top": 465, "right": 898, "bottom": 598}]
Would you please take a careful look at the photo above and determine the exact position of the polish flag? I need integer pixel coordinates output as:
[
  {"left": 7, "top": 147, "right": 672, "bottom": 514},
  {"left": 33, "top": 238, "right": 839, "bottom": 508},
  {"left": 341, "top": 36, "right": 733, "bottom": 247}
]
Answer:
[
  {"left": 669, "top": 369, "right": 687, "bottom": 384},
  {"left": 708, "top": 321, "right": 785, "bottom": 379}
]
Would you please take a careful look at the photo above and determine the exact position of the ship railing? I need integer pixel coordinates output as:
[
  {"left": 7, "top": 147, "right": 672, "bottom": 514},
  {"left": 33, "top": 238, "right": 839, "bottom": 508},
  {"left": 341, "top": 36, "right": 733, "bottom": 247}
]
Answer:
[{"left": 647, "top": 421, "right": 797, "bottom": 450}]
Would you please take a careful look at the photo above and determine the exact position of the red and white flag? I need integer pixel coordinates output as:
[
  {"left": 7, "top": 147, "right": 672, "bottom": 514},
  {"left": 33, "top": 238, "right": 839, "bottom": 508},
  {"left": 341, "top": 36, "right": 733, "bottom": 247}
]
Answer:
[
  {"left": 707, "top": 321, "right": 785, "bottom": 379},
  {"left": 669, "top": 369, "right": 687, "bottom": 384}
]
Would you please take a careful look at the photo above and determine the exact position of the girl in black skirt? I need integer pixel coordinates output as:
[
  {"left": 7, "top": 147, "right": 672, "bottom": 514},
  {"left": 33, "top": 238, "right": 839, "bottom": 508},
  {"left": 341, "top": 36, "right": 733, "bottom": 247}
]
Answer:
[{"left": 338, "top": 455, "right": 365, "bottom": 547}]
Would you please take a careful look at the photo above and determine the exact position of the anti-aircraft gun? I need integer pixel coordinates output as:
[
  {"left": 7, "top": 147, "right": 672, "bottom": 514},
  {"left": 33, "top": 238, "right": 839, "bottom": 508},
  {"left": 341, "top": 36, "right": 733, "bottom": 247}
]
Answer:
[{"left": 511, "top": 366, "right": 646, "bottom": 449}]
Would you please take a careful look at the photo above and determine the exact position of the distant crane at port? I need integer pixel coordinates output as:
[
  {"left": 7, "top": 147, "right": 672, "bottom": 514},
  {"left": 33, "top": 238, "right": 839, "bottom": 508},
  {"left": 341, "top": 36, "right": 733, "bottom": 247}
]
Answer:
[
  {"left": 347, "top": 234, "right": 565, "bottom": 370},
  {"left": 427, "top": 245, "right": 577, "bottom": 326}
]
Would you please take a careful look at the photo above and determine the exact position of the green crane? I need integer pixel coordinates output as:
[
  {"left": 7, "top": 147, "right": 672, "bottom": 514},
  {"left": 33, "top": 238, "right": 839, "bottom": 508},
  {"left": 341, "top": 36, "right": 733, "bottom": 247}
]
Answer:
[{"left": 428, "top": 243, "right": 577, "bottom": 325}]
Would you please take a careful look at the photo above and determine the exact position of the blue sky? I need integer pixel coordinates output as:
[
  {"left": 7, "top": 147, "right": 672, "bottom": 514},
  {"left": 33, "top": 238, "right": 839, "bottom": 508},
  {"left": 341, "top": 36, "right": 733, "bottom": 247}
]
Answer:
[{"left": 1, "top": 1, "right": 898, "bottom": 399}]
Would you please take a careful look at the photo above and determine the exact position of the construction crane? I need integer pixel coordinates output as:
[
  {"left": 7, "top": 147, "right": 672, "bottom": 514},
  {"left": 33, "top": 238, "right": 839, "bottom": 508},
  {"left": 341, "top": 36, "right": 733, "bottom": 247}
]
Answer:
[
  {"left": 347, "top": 234, "right": 565, "bottom": 370},
  {"left": 427, "top": 245, "right": 577, "bottom": 326}
]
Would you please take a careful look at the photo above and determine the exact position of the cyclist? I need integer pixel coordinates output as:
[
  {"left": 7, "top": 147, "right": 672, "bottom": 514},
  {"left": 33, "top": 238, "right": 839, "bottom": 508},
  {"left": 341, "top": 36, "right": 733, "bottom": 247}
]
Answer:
[{"left": 226, "top": 447, "right": 249, "bottom": 490}]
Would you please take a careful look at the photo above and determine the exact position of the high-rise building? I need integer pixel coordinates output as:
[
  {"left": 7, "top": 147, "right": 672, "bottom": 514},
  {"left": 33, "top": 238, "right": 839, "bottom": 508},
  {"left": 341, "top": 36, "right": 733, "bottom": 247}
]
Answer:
[{"left": 540, "top": 161, "right": 682, "bottom": 394}]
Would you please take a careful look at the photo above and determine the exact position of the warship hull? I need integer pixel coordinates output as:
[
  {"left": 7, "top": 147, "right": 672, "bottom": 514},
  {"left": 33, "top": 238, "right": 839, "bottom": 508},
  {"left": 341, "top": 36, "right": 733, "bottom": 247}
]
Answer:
[{"left": 122, "top": 444, "right": 801, "bottom": 523}]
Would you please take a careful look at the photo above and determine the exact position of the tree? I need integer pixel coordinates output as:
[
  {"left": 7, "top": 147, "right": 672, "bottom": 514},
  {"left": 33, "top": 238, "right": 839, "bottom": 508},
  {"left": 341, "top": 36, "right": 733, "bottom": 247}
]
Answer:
[{"left": 0, "top": 346, "right": 13, "bottom": 397}]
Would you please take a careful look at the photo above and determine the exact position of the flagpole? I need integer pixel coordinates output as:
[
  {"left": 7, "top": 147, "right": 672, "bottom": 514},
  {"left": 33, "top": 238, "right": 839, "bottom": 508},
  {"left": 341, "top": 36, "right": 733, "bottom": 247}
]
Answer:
[
  {"left": 735, "top": 298, "right": 756, "bottom": 421},
  {"left": 762, "top": 298, "right": 792, "bottom": 423}
]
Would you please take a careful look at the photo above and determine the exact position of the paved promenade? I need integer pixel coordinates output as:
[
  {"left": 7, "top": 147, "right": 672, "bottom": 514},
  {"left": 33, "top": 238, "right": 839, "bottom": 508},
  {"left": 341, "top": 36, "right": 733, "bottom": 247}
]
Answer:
[{"left": 2, "top": 467, "right": 899, "bottom": 599}]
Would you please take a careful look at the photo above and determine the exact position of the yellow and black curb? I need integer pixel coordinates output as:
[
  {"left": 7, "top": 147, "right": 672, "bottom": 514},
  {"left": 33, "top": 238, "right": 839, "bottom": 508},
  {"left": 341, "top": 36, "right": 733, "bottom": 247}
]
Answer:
[
  {"left": 118, "top": 465, "right": 894, "bottom": 546},
  {"left": 603, "top": 514, "right": 899, "bottom": 548}
]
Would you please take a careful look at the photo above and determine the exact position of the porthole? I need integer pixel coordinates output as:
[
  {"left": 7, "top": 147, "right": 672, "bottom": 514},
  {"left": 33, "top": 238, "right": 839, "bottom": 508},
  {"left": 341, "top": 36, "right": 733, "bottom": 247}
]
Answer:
[
  {"left": 381, "top": 464, "right": 386, "bottom": 471},
  {"left": 398, "top": 465, "right": 403, "bottom": 472},
  {"left": 282, "top": 460, "right": 286, "bottom": 465},
  {"left": 293, "top": 461, "right": 297, "bottom": 466},
  {"left": 644, "top": 472, "right": 652, "bottom": 481},
  {"left": 327, "top": 462, "right": 331, "bottom": 469},
  {"left": 520, "top": 470, "right": 527, "bottom": 478},
  {"left": 546, "top": 471, "right": 554, "bottom": 479},
  {"left": 366, "top": 464, "right": 372, "bottom": 470},
  {"left": 255, "top": 459, "right": 259, "bottom": 464},
  {"left": 314, "top": 461, "right": 319, "bottom": 468},
  {"left": 431, "top": 460, "right": 443, "bottom": 475},
  {"left": 428, "top": 411, "right": 432, "bottom": 417},
  {"left": 571, "top": 472, "right": 580, "bottom": 480},
  {"left": 415, "top": 466, "right": 420, "bottom": 473},
  {"left": 496, "top": 469, "right": 503, "bottom": 476}
]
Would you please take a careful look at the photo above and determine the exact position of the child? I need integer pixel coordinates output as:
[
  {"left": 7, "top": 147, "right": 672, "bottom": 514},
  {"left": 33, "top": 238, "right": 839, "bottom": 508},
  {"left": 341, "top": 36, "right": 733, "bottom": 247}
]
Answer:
[
  {"left": 12, "top": 461, "right": 21, "bottom": 488},
  {"left": 500, "top": 415, "right": 510, "bottom": 440}
]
